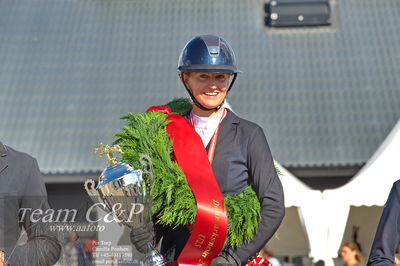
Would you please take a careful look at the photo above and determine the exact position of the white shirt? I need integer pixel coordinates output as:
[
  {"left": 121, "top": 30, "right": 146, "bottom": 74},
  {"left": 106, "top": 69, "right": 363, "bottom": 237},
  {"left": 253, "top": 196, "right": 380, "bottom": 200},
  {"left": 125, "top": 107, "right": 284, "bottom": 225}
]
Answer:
[{"left": 190, "top": 108, "right": 226, "bottom": 147}]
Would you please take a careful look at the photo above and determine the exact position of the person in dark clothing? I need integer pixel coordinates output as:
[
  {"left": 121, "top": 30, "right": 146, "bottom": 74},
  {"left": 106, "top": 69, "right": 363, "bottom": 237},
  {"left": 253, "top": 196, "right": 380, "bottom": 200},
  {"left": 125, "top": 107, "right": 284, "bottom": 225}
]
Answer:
[
  {"left": 368, "top": 180, "right": 400, "bottom": 266},
  {"left": 130, "top": 35, "right": 285, "bottom": 265},
  {"left": 0, "top": 142, "right": 61, "bottom": 265}
]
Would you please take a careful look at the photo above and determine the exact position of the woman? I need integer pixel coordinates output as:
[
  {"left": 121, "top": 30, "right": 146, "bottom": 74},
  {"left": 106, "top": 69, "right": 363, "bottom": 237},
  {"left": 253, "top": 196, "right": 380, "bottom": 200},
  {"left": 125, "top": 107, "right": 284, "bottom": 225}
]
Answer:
[
  {"left": 341, "top": 242, "right": 364, "bottom": 266},
  {"left": 130, "top": 35, "right": 285, "bottom": 265}
]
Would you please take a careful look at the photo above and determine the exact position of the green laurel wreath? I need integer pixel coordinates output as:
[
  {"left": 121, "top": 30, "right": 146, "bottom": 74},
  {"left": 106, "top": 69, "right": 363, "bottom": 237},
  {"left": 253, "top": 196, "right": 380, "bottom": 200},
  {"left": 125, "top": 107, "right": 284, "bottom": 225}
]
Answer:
[{"left": 113, "top": 98, "right": 261, "bottom": 247}]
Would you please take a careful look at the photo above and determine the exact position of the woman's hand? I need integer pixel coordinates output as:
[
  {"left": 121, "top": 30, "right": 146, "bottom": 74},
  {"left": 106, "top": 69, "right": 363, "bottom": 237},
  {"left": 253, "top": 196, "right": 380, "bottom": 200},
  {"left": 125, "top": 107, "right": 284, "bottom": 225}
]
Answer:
[
  {"left": 129, "top": 222, "right": 155, "bottom": 254},
  {"left": 210, "top": 255, "right": 232, "bottom": 266}
]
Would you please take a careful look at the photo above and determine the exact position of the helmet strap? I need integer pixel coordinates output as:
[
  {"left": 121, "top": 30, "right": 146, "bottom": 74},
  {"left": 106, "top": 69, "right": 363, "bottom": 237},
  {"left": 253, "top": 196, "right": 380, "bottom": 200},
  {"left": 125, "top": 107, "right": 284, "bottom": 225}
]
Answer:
[
  {"left": 179, "top": 72, "right": 237, "bottom": 112},
  {"left": 227, "top": 73, "right": 237, "bottom": 93}
]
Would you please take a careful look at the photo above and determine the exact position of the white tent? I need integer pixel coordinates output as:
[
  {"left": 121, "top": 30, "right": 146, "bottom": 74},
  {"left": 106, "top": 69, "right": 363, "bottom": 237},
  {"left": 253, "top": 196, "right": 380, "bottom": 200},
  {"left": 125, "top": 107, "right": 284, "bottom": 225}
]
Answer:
[
  {"left": 276, "top": 162, "right": 326, "bottom": 262},
  {"left": 322, "top": 119, "right": 400, "bottom": 264}
]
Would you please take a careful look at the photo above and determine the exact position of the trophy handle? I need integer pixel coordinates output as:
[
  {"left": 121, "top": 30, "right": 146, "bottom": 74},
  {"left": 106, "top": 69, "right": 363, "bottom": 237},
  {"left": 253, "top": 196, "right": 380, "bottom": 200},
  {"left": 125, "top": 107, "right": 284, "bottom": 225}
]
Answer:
[
  {"left": 139, "top": 154, "right": 155, "bottom": 199},
  {"left": 84, "top": 179, "right": 99, "bottom": 197},
  {"left": 84, "top": 179, "right": 111, "bottom": 213}
]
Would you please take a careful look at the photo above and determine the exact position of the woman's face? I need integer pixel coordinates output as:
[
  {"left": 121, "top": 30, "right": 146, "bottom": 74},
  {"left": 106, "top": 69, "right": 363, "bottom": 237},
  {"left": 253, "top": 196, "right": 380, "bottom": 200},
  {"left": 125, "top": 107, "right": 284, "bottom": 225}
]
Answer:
[
  {"left": 184, "top": 72, "right": 231, "bottom": 110},
  {"left": 340, "top": 246, "right": 356, "bottom": 265}
]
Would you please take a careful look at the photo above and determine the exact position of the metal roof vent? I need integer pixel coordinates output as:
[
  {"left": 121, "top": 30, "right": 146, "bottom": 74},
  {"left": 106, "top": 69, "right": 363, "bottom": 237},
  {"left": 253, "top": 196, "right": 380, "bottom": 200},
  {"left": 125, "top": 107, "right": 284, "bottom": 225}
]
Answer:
[{"left": 264, "top": 0, "right": 331, "bottom": 27}]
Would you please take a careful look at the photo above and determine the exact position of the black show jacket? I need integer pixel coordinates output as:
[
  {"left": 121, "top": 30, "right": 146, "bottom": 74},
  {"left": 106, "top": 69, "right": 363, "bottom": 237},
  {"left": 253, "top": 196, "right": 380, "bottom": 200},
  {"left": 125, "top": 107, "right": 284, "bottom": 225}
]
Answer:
[
  {"left": 368, "top": 180, "right": 400, "bottom": 266},
  {"left": 155, "top": 109, "right": 285, "bottom": 264}
]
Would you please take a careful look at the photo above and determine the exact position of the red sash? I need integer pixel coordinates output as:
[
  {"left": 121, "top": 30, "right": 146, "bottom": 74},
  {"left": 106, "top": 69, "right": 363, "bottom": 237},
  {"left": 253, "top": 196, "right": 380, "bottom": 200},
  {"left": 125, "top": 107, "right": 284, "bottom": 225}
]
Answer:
[{"left": 147, "top": 105, "right": 228, "bottom": 265}]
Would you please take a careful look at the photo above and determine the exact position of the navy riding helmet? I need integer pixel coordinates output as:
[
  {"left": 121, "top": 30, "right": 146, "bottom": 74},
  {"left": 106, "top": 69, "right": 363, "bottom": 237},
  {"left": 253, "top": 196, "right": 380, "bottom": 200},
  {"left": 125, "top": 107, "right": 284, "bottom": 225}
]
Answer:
[{"left": 177, "top": 35, "right": 241, "bottom": 111}]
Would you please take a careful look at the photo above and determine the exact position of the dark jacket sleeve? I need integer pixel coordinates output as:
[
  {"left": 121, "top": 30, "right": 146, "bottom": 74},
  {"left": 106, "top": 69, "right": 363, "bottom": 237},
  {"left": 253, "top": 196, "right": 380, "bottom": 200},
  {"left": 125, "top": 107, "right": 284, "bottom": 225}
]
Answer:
[
  {"left": 229, "top": 126, "right": 285, "bottom": 264},
  {"left": 367, "top": 181, "right": 400, "bottom": 266},
  {"left": 7, "top": 158, "right": 61, "bottom": 266}
]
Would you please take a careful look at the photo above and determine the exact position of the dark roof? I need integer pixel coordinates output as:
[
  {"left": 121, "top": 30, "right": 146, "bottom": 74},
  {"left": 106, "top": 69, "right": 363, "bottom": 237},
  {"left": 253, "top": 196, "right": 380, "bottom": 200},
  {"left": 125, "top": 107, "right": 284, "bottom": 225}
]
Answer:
[{"left": 1, "top": 0, "right": 400, "bottom": 174}]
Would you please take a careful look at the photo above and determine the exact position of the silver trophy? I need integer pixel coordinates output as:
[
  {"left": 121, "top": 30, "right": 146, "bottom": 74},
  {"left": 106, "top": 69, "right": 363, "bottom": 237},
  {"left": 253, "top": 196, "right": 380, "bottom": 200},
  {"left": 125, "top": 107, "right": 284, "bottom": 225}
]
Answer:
[{"left": 84, "top": 143, "right": 164, "bottom": 266}]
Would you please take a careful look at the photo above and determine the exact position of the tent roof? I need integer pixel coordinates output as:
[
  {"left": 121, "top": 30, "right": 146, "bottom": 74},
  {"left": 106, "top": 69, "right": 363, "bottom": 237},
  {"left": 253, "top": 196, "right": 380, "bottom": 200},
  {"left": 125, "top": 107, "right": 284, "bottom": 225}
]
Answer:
[
  {"left": 277, "top": 162, "right": 321, "bottom": 207},
  {"left": 321, "top": 118, "right": 400, "bottom": 261},
  {"left": 1, "top": 0, "right": 400, "bottom": 174},
  {"left": 324, "top": 118, "right": 400, "bottom": 206}
]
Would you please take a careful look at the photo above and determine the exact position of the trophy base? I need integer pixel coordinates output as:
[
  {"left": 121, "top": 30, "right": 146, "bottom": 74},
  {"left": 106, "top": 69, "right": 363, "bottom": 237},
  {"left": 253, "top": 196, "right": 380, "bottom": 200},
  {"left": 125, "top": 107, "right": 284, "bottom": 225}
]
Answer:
[{"left": 143, "top": 250, "right": 165, "bottom": 266}]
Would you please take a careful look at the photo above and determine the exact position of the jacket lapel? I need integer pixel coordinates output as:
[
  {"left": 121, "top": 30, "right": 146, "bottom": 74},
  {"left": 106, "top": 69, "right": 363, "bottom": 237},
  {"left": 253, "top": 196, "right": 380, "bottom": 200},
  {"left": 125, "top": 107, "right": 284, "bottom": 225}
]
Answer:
[
  {"left": 205, "top": 108, "right": 239, "bottom": 152},
  {"left": 218, "top": 108, "right": 240, "bottom": 139}
]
